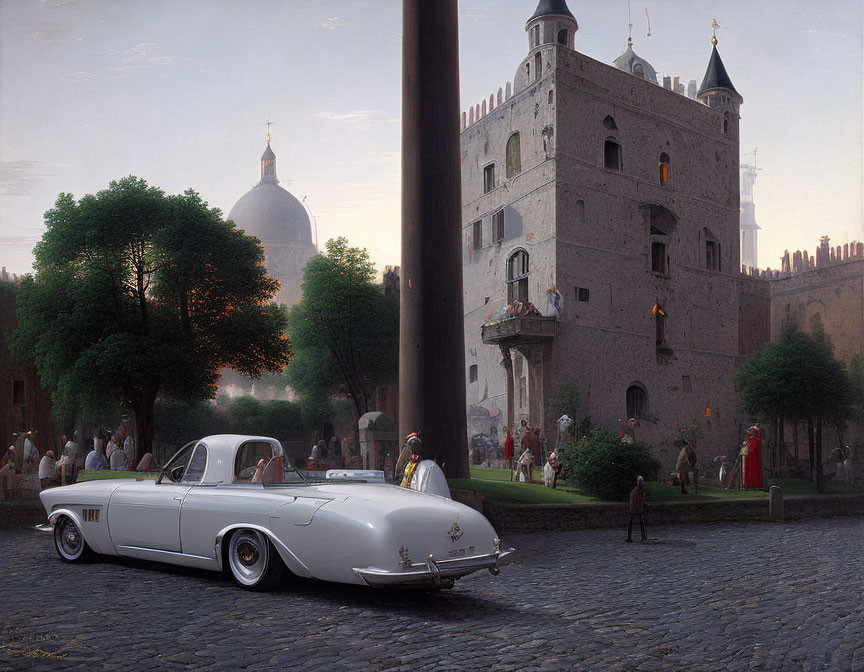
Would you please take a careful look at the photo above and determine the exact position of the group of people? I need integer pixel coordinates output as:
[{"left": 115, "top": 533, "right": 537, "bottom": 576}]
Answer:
[
  {"left": 506, "top": 420, "right": 544, "bottom": 483},
  {"left": 0, "top": 423, "right": 159, "bottom": 500},
  {"left": 307, "top": 435, "right": 359, "bottom": 471}
]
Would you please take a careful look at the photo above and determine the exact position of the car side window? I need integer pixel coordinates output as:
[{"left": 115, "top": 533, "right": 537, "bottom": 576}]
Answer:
[
  {"left": 181, "top": 444, "right": 207, "bottom": 484},
  {"left": 234, "top": 441, "right": 275, "bottom": 482},
  {"left": 159, "top": 442, "right": 196, "bottom": 484}
]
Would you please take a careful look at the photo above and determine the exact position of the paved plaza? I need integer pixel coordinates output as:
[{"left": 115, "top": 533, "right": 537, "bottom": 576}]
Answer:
[{"left": 1, "top": 517, "right": 862, "bottom": 671}]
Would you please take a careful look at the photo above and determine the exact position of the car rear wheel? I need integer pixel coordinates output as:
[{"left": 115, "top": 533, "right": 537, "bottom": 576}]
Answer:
[
  {"left": 227, "top": 529, "right": 284, "bottom": 591},
  {"left": 53, "top": 515, "right": 94, "bottom": 563}
]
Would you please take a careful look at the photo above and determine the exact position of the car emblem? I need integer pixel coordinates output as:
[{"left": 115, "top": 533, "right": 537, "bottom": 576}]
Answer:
[{"left": 447, "top": 521, "right": 463, "bottom": 543}]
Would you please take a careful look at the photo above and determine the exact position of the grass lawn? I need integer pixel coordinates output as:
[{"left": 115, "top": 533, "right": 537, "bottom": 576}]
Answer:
[
  {"left": 77, "top": 470, "right": 158, "bottom": 482},
  {"left": 453, "top": 466, "right": 864, "bottom": 506}
]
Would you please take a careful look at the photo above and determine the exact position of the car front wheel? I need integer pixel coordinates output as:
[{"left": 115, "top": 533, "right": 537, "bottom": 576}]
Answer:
[
  {"left": 53, "top": 515, "right": 95, "bottom": 563},
  {"left": 227, "top": 529, "right": 284, "bottom": 591}
]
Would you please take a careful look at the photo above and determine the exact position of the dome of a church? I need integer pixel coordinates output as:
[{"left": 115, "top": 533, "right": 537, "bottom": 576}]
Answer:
[
  {"left": 613, "top": 41, "right": 658, "bottom": 84},
  {"left": 228, "top": 142, "right": 312, "bottom": 246}
]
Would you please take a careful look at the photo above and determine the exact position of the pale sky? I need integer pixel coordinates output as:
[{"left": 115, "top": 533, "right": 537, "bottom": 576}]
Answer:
[{"left": 1, "top": 0, "right": 862, "bottom": 276}]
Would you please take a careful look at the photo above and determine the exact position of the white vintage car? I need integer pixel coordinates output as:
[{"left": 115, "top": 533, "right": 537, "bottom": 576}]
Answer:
[{"left": 39, "top": 434, "right": 511, "bottom": 591}]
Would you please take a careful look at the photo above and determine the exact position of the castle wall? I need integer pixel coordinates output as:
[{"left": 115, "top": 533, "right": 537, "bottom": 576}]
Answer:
[
  {"left": 770, "top": 258, "right": 864, "bottom": 365},
  {"left": 738, "top": 276, "right": 772, "bottom": 361}
]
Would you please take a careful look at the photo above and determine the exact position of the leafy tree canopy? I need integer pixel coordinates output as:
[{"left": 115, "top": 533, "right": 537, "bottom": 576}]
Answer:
[
  {"left": 286, "top": 237, "right": 398, "bottom": 421},
  {"left": 9, "top": 176, "right": 290, "bottom": 459}
]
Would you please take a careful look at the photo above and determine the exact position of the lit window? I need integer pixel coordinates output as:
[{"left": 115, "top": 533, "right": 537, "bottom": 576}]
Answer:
[{"left": 659, "top": 152, "right": 671, "bottom": 185}]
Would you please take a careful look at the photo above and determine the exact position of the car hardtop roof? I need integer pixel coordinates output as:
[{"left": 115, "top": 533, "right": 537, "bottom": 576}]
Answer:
[{"left": 196, "top": 434, "right": 283, "bottom": 484}]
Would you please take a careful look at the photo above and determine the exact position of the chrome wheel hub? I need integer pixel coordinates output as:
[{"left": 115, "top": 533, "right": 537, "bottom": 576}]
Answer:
[{"left": 228, "top": 530, "right": 269, "bottom": 586}]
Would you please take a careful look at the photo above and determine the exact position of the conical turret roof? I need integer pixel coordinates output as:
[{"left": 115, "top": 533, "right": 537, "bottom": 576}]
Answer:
[
  {"left": 698, "top": 45, "right": 738, "bottom": 97},
  {"left": 529, "top": 0, "right": 574, "bottom": 21}
]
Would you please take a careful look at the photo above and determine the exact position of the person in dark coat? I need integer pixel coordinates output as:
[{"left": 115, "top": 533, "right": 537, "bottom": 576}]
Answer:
[{"left": 626, "top": 476, "right": 647, "bottom": 542}]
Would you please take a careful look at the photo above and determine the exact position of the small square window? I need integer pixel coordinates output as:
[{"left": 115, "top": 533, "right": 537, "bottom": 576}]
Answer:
[
  {"left": 469, "top": 365, "right": 478, "bottom": 384},
  {"left": 576, "top": 287, "right": 590, "bottom": 302},
  {"left": 492, "top": 210, "right": 505, "bottom": 242},
  {"left": 472, "top": 220, "right": 482, "bottom": 249},
  {"left": 483, "top": 164, "right": 496, "bottom": 193}
]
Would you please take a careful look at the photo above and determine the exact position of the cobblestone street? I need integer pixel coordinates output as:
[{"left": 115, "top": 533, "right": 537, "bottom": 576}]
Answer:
[{"left": 1, "top": 517, "right": 863, "bottom": 671}]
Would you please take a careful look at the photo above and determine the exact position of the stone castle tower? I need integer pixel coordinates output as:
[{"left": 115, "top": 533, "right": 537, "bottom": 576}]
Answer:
[{"left": 460, "top": 0, "right": 744, "bottom": 470}]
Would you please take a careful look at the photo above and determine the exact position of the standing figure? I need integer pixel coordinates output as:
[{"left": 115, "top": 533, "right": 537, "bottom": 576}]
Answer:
[
  {"left": 515, "top": 446, "right": 534, "bottom": 483},
  {"left": 843, "top": 445, "right": 856, "bottom": 485},
  {"left": 503, "top": 431, "right": 514, "bottom": 475},
  {"left": 626, "top": 476, "right": 648, "bottom": 542},
  {"left": 674, "top": 440, "right": 697, "bottom": 494},
  {"left": 742, "top": 425, "right": 763, "bottom": 488}
]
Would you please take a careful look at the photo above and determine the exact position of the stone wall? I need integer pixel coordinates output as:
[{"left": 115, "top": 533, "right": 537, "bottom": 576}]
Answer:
[{"left": 479, "top": 495, "right": 864, "bottom": 536}]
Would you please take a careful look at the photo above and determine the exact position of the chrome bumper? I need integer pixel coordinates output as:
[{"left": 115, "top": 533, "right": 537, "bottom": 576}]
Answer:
[{"left": 353, "top": 548, "right": 513, "bottom": 587}]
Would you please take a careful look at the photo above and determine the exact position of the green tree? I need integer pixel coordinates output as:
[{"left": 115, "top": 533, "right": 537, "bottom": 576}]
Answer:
[
  {"left": 734, "top": 320, "right": 853, "bottom": 492},
  {"left": 9, "top": 176, "right": 290, "bottom": 462},
  {"left": 286, "top": 237, "right": 399, "bottom": 422}
]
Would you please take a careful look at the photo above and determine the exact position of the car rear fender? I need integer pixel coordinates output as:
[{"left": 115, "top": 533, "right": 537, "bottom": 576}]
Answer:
[{"left": 214, "top": 523, "right": 312, "bottom": 578}]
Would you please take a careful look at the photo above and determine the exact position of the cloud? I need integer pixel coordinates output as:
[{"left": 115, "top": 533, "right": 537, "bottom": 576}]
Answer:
[
  {"left": 315, "top": 111, "right": 400, "bottom": 130},
  {"left": 65, "top": 71, "right": 101, "bottom": 82},
  {"left": 0, "top": 161, "right": 51, "bottom": 196},
  {"left": 103, "top": 42, "right": 186, "bottom": 71},
  {"left": 318, "top": 16, "right": 351, "bottom": 30}
]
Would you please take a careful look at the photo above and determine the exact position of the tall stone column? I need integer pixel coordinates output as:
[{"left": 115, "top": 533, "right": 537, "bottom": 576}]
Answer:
[
  {"left": 399, "top": 0, "right": 469, "bottom": 478},
  {"left": 500, "top": 345, "right": 514, "bottom": 438}
]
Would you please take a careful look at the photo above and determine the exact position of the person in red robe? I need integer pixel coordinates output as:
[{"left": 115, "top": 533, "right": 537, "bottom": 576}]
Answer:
[
  {"left": 503, "top": 431, "right": 514, "bottom": 477},
  {"left": 743, "top": 425, "right": 763, "bottom": 488}
]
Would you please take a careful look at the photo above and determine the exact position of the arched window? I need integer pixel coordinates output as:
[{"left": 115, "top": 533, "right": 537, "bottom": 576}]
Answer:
[
  {"left": 659, "top": 152, "right": 671, "bottom": 185},
  {"left": 575, "top": 200, "right": 585, "bottom": 224},
  {"left": 604, "top": 138, "right": 621, "bottom": 171},
  {"left": 603, "top": 115, "right": 618, "bottom": 130},
  {"left": 557, "top": 28, "right": 568, "bottom": 46},
  {"left": 531, "top": 24, "right": 541, "bottom": 47},
  {"left": 626, "top": 384, "right": 647, "bottom": 419},
  {"left": 534, "top": 52, "right": 543, "bottom": 81},
  {"left": 506, "top": 133, "right": 521, "bottom": 178},
  {"left": 506, "top": 250, "right": 529, "bottom": 304}
]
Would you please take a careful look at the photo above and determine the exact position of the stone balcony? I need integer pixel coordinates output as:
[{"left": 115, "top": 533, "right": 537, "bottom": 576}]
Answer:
[{"left": 481, "top": 315, "right": 557, "bottom": 345}]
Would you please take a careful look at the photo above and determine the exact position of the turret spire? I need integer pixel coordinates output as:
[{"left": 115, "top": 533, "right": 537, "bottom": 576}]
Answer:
[{"left": 261, "top": 123, "right": 277, "bottom": 184}]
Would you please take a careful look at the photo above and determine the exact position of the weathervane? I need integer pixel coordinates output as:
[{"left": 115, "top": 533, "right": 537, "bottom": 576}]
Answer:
[
  {"left": 627, "top": 0, "right": 633, "bottom": 45},
  {"left": 711, "top": 18, "right": 720, "bottom": 45},
  {"left": 265, "top": 118, "right": 274, "bottom": 143}
]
